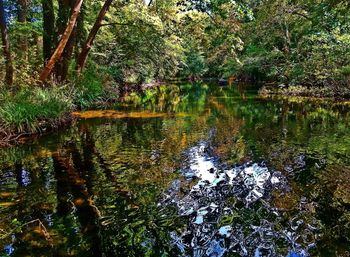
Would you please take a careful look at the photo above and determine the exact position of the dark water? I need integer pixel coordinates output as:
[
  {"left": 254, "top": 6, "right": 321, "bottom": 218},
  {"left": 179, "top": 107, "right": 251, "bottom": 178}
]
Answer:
[{"left": 0, "top": 83, "right": 350, "bottom": 257}]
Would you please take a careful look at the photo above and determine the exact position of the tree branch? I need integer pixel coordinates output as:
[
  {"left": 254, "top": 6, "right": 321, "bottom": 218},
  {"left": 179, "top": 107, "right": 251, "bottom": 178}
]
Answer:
[{"left": 99, "top": 22, "right": 133, "bottom": 27}]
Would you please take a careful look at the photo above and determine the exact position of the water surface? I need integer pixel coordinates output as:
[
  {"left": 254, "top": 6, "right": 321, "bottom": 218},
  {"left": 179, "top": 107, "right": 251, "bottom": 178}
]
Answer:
[{"left": 1, "top": 83, "right": 350, "bottom": 256}]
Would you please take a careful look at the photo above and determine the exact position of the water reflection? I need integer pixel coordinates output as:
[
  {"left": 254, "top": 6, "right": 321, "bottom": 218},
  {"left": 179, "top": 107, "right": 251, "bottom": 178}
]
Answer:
[
  {"left": 162, "top": 142, "right": 318, "bottom": 256},
  {"left": 0, "top": 83, "right": 350, "bottom": 256}
]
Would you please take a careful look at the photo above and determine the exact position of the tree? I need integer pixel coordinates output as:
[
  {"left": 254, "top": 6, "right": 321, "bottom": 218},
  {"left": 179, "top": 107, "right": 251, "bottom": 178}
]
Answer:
[
  {"left": 0, "top": 0, "right": 14, "bottom": 86},
  {"left": 17, "top": 0, "right": 28, "bottom": 60},
  {"left": 236, "top": 0, "right": 350, "bottom": 88},
  {"left": 92, "top": 0, "right": 185, "bottom": 83},
  {"left": 55, "top": 0, "right": 78, "bottom": 82},
  {"left": 42, "top": 0, "right": 55, "bottom": 64},
  {"left": 39, "top": 0, "right": 84, "bottom": 83},
  {"left": 77, "top": 0, "right": 113, "bottom": 74}
]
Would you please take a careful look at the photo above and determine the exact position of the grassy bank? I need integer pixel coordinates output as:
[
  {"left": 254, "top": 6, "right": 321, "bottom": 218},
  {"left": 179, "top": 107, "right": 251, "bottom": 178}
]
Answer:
[
  {"left": 0, "top": 66, "right": 170, "bottom": 146},
  {"left": 0, "top": 86, "right": 74, "bottom": 145},
  {"left": 0, "top": 69, "right": 116, "bottom": 146}
]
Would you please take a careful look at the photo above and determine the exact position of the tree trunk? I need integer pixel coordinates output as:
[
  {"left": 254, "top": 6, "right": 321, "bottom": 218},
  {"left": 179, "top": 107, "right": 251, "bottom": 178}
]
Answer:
[
  {"left": 42, "top": 0, "right": 55, "bottom": 64},
  {"left": 60, "top": 25, "right": 76, "bottom": 82},
  {"left": 17, "top": 0, "right": 28, "bottom": 61},
  {"left": 39, "top": 0, "right": 83, "bottom": 83},
  {"left": 75, "top": 2, "right": 86, "bottom": 59},
  {"left": 56, "top": 0, "right": 78, "bottom": 82},
  {"left": 0, "top": 0, "right": 14, "bottom": 86},
  {"left": 76, "top": 0, "right": 113, "bottom": 74},
  {"left": 54, "top": 0, "right": 72, "bottom": 81}
]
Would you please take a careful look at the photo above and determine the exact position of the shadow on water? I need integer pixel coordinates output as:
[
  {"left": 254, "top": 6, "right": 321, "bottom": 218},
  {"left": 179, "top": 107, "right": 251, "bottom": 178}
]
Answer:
[{"left": 0, "top": 82, "right": 350, "bottom": 256}]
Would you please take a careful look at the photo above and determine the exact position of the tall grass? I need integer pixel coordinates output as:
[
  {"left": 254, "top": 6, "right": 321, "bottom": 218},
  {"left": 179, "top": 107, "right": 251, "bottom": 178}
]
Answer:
[
  {"left": 0, "top": 67, "right": 117, "bottom": 135},
  {"left": 0, "top": 86, "right": 74, "bottom": 133}
]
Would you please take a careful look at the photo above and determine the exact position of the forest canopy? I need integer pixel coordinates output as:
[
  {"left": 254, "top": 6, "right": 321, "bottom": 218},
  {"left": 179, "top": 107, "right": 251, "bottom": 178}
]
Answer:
[{"left": 0, "top": 0, "right": 349, "bottom": 87}]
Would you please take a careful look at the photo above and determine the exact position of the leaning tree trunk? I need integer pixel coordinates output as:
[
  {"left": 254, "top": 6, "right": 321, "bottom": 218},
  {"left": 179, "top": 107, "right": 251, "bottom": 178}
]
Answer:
[
  {"left": 55, "top": 0, "right": 74, "bottom": 82},
  {"left": 57, "top": 0, "right": 78, "bottom": 82},
  {"left": 42, "top": 0, "right": 55, "bottom": 64},
  {"left": 0, "top": 0, "right": 14, "bottom": 86},
  {"left": 59, "top": 26, "right": 76, "bottom": 82},
  {"left": 76, "top": 0, "right": 113, "bottom": 74},
  {"left": 39, "top": 0, "right": 83, "bottom": 83}
]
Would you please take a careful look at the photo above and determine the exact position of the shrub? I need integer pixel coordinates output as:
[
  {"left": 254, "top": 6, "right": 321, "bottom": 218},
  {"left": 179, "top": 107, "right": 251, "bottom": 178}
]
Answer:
[{"left": 74, "top": 67, "right": 105, "bottom": 108}]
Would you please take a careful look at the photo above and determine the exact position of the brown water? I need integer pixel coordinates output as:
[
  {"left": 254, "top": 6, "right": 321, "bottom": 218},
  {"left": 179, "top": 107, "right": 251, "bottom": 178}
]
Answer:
[{"left": 0, "top": 83, "right": 350, "bottom": 257}]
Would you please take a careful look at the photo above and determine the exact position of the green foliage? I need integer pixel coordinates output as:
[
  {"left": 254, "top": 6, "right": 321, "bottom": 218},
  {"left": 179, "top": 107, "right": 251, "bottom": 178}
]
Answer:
[
  {"left": 75, "top": 67, "right": 105, "bottom": 108},
  {"left": 1, "top": 0, "right": 350, "bottom": 91},
  {"left": 183, "top": 50, "right": 208, "bottom": 78},
  {"left": 236, "top": 0, "right": 350, "bottom": 91},
  {"left": 1, "top": 0, "right": 350, "bottom": 136},
  {"left": 340, "top": 65, "right": 350, "bottom": 77},
  {"left": 92, "top": 0, "right": 186, "bottom": 83},
  {"left": 0, "top": 86, "right": 73, "bottom": 133}
]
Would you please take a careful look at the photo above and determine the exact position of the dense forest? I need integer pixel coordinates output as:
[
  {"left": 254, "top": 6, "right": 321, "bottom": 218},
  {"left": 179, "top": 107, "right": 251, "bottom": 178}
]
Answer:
[{"left": 0, "top": 0, "right": 350, "bottom": 136}]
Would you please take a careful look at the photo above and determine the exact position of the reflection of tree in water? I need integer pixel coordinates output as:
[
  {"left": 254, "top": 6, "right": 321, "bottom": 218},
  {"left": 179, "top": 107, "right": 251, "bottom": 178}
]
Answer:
[
  {"left": 122, "top": 83, "right": 209, "bottom": 114},
  {"left": 52, "top": 131, "right": 102, "bottom": 256},
  {"left": 48, "top": 122, "right": 189, "bottom": 256},
  {"left": 0, "top": 126, "right": 112, "bottom": 256},
  {"left": 1, "top": 84, "right": 350, "bottom": 256},
  {"left": 79, "top": 123, "right": 186, "bottom": 256},
  {"left": 207, "top": 97, "right": 246, "bottom": 164},
  {"left": 237, "top": 83, "right": 247, "bottom": 100},
  {"left": 0, "top": 157, "right": 57, "bottom": 256},
  {"left": 313, "top": 166, "right": 350, "bottom": 255}
]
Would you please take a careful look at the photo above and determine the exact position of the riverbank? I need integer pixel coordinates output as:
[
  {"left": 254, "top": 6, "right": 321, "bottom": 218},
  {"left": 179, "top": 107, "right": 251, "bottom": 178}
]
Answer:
[
  {"left": 0, "top": 114, "right": 74, "bottom": 147},
  {"left": 0, "top": 79, "right": 163, "bottom": 147},
  {"left": 2, "top": 80, "right": 350, "bottom": 147},
  {"left": 0, "top": 82, "right": 107, "bottom": 147},
  {"left": 259, "top": 84, "right": 350, "bottom": 99},
  {"left": 0, "top": 88, "right": 76, "bottom": 147}
]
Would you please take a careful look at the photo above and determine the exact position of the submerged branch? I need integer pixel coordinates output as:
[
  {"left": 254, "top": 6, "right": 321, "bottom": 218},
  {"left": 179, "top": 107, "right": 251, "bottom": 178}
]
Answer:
[{"left": 0, "top": 219, "right": 52, "bottom": 242}]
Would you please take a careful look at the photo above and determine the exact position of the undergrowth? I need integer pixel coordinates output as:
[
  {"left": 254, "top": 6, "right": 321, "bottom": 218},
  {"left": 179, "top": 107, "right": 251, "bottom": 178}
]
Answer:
[
  {"left": 0, "top": 67, "right": 115, "bottom": 135},
  {"left": 0, "top": 86, "right": 74, "bottom": 133}
]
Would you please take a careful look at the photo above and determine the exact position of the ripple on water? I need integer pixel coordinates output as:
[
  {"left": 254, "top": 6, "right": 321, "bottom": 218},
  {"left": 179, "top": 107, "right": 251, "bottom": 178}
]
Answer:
[{"left": 162, "top": 142, "right": 320, "bottom": 257}]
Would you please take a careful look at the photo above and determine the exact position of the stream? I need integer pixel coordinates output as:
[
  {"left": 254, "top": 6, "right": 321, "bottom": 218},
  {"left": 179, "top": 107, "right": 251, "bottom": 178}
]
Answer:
[{"left": 0, "top": 83, "right": 350, "bottom": 256}]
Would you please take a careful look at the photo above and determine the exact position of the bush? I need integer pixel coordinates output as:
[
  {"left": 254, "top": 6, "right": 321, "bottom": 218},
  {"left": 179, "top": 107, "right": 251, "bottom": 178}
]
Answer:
[{"left": 74, "top": 67, "right": 105, "bottom": 108}]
